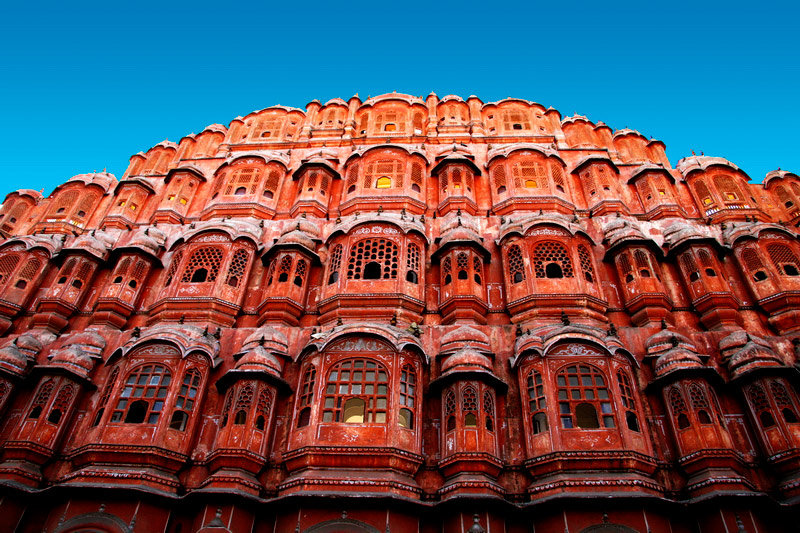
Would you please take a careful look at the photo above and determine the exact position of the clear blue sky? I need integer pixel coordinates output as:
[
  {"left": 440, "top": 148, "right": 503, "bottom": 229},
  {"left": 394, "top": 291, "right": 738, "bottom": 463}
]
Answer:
[{"left": 1, "top": 1, "right": 797, "bottom": 199}]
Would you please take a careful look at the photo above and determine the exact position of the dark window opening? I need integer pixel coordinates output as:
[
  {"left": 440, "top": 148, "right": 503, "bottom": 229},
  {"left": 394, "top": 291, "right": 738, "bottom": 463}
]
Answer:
[
  {"left": 328, "top": 271, "right": 339, "bottom": 285},
  {"left": 533, "top": 412, "right": 547, "bottom": 434},
  {"left": 406, "top": 271, "right": 418, "bottom": 283},
  {"left": 446, "top": 415, "right": 456, "bottom": 432},
  {"left": 705, "top": 268, "right": 717, "bottom": 277},
  {"left": 169, "top": 411, "right": 189, "bottom": 431},
  {"left": 474, "top": 274, "right": 482, "bottom": 285},
  {"left": 754, "top": 271, "right": 768, "bottom": 281},
  {"left": 783, "top": 408, "right": 798, "bottom": 423},
  {"left": 234, "top": 187, "right": 247, "bottom": 196},
  {"left": 14, "top": 280, "right": 26, "bottom": 289},
  {"left": 640, "top": 269, "right": 651, "bottom": 278},
  {"left": 47, "top": 409, "right": 63, "bottom": 424},
  {"left": 128, "top": 279, "right": 137, "bottom": 288},
  {"left": 191, "top": 268, "right": 208, "bottom": 283},
  {"left": 293, "top": 275, "right": 303, "bottom": 287},
  {"left": 411, "top": 183, "right": 421, "bottom": 193},
  {"left": 93, "top": 408, "right": 104, "bottom": 427},
  {"left": 298, "top": 407, "right": 311, "bottom": 428},
  {"left": 234, "top": 410, "right": 247, "bottom": 425},
  {"left": 256, "top": 415, "right": 266, "bottom": 430},
  {"left": 464, "top": 413, "right": 477, "bottom": 427},
  {"left": 458, "top": 270, "right": 468, "bottom": 280},
  {"left": 278, "top": 272, "right": 288, "bottom": 282},
  {"left": 263, "top": 190, "right": 274, "bottom": 199},
  {"left": 497, "top": 186, "right": 507, "bottom": 194},
  {"left": 689, "top": 271, "right": 700, "bottom": 282},
  {"left": 56, "top": 207, "right": 66, "bottom": 214},
  {"left": 363, "top": 262, "right": 381, "bottom": 280},
  {"left": 584, "top": 272, "right": 593, "bottom": 283},
  {"left": 545, "top": 263, "right": 563, "bottom": 279},
  {"left": 58, "top": 276, "right": 67, "bottom": 284},
  {"left": 556, "top": 185, "right": 564, "bottom": 192},
  {"left": 113, "top": 276, "right": 123, "bottom": 284},
  {"left": 625, "top": 274, "right": 634, "bottom": 283},
  {"left": 399, "top": 408, "right": 413, "bottom": 429},
  {"left": 348, "top": 185, "right": 356, "bottom": 194},
  {"left": 785, "top": 264, "right": 800, "bottom": 276},
  {"left": 760, "top": 411, "right": 776, "bottom": 428},
  {"left": 485, "top": 416, "right": 494, "bottom": 432},
  {"left": 29, "top": 406, "right": 42, "bottom": 419},
  {"left": 444, "top": 274, "right": 452, "bottom": 285},
  {"left": 124, "top": 400, "right": 148, "bottom": 423},
  {"left": 512, "top": 123, "right": 522, "bottom": 130},
  {"left": 677, "top": 413, "right": 690, "bottom": 429},
  {"left": 575, "top": 403, "right": 600, "bottom": 429},
  {"left": 77, "top": 210, "right": 86, "bottom": 217},
  {"left": 513, "top": 272, "right": 523, "bottom": 283},
  {"left": 698, "top": 409, "right": 712, "bottom": 424},
  {"left": 71, "top": 279, "right": 83, "bottom": 288},
  {"left": 626, "top": 412, "right": 640, "bottom": 432}
]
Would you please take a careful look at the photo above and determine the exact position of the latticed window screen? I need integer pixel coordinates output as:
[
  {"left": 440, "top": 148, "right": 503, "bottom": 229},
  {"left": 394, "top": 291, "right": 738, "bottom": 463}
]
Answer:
[
  {"left": 776, "top": 186, "right": 793, "bottom": 207},
  {"left": 50, "top": 191, "right": 79, "bottom": 218},
  {"left": 224, "top": 167, "right": 262, "bottom": 195},
  {"left": 164, "top": 250, "right": 184, "bottom": 286},
  {"left": 502, "top": 110, "right": 531, "bottom": 131},
  {"left": 116, "top": 258, "right": 131, "bottom": 279},
  {"left": 637, "top": 178, "right": 654, "bottom": 202},
  {"left": 577, "top": 245, "right": 595, "bottom": 282},
  {"left": 406, "top": 243, "right": 420, "bottom": 282},
  {"left": 299, "top": 367, "right": 316, "bottom": 411},
  {"left": 483, "top": 389, "right": 495, "bottom": 431},
  {"left": 442, "top": 256, "right": 452, "bottom": 284},
  {"left": 582, "top": 169, "right": 597, "bottom": 197},
  {"left": 533, "top": 241, "right": 574, "bottom": 278},
  {"left": 411, "top": 163, "right": 423, "bottom": 190},
  {"left": 445, "top": 389, "right": 456, "bottom": 431},
  {"left": 0, "top": 254, "right": 20, "bottom": 286},
  {"left": 347, "top": 238, "right": 399, "bottom": 280},
  {"left": 364, "top": 159, "right": 404, "bottom": 189},
  {"left": 263, "top": 170, "right": 281, "bottom": 197},
  {"left": 456, "top": 252, "right": 468, "bottom": 277},
  {"left": 93, "top": 367, "right": 120, "bottom": 425},
  {"left": 75, "top": 262, "right": 92, "bottom": 284},
  {"left": 680, "top": 252, "right": 699, "bottom": 278},
  {"left": 346, "top": 164, "right": 359, "bottom": 191},
  {"left": 688, "top": 383, "right": 710, "bottom": 409},
  {"left": 31, "top": 380, "right": 54, "bottom": 416},
  {"left": 294, "top": 259, "right": 307, "bottom": 286},
  {"left": 462, "top": 385, "right": 478, "bottom": 426},
  {"left": 322, "top": 359, "right": 389, "bottom": 423},
  {"left": 698, "top": 249, "right": 714, "bottom": 269},
  {"left": 174, "top": 368, "right": 201, "bottom": 415},
  {"left": 226, "top": 249, "right": 249, "bottom": 288},
  {"left": 75, "top": 193, "right": 98, "bottom": 218},
  {"left": 50, "top": 384, "right": 75, "bottom": 422},
  {"left": 617, "top": 372, "right": 636, "bottom": 411},
  {"left": 634, "top": 250, "right": 652, "bottom": 273},
  {"left": 278, "top": 255, "right": 293, "bottom": 282},
  {"left": 493, "top": 166, "right": 507, "bottom": 192},
  {"left": 181, "top": 247, "right": 223, "bottom": 283},
  {"left": 741, "top": 248, "right": 765, "bottom": 272},
  {"left": 694, "top": 180, "right": 714, "bottom": 205},
  {"left": 767, "top": 243, "right": 800, "bottom": 275},
  {"left": 747, "top": 383, "right": 776, "bottom": 428},
  {"left": 512, "top": 160, "right": 547, "bottom": 189},
  {"left": 111, "top": 365, "right": 171, "bottom": 424},
  {"left": 550, "top": 162, "right": 565, "bottom": 192},
  {"left": 257, "top": 388, "right": 273, "bottom": 418},
  {"left": 473, "top": 256, "right": 483, "bottom": 284},
  {"left": 253, "top": 118, "right": 281, "bottom": 139},
  {"left": 508, "top": 244, "right": 525, "bottom": 283},
  {"left": 61, "top": 258, "right": 76, "bottom": 279},
  {"left": 557, "top": 364, "right": 614, "bottom": 429},
  {"left": 327, "top": 244, "right": 343, "bottom": 285},
  {"left": 714, "top": 175, "right": 745, "bottom": 202},
  {"left": 668, "top": 387, "right": 690, "bottom": 429},
  {"left": 236, "top": 384, "right": 255, "bottom": 412},
  {"left": 770, "top": 381, "right": 799, "bottom": 422}
]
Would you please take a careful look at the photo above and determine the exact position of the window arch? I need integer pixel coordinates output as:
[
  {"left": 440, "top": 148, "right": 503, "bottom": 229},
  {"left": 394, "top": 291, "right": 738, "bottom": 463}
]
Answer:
[
  {"left": 398, "top": 364, "right": 416, "bottom": 429},
  {"left": 462, "top": 385, "right": 478, "bottom": 427},
  {"left": 770, "top": 381, "right": 799, "bottom": 423},
  {"left": 223, "top": 167, "right": 262, "bottom": 196},
  {"left": 364, "top": 159, "right": 404, "bottom": 190},
  {"left": 445, "top": 389, "right": 457, "bottom": 432},
  {"left": 322, "top": 358, "right": 389, "bottom": 423},
  {"left": 688, "top": 383, "right": 713, "bottom": 424},
  {"left": 714, "top": 174, "right": 745, "bottom": 203},
  {"left": 747, "top": 383, "right": 776, "bottom": 428},
  {"left": 93, "top": 367, "right": 120, "bottom": 426},
  {"left": 533, "top": 241, "right": 574, "bottom": 279},
  {"left": 29, "top": 380, "right": 55, "bottom": 419},
  {"left": 233, "top": 383, "right": 255, "bottom": 426},
  {"left": 616, "top": 371, "right": 640, "bottom": 432},
  {"left": 164, "top": 250, "right": 184, "bottom": 287},
  {"left": 111, "top": 365, "right": 171, "bottom": 424},
  {"left": 741, "top": 247, "right": 768, "bottom": 281},
  {"left": 694, "top": 179, "right": 715, "bottom": 206},
  {"left": 577, "top": 245, "right": 595, "bottom": 283},
  {"left": 225, "top": 249, "right": 250, "bottom": 288},
  {"left": 347, "top": 238, "right": 399, "bottom": 280},
  {"left": 483, "top": 389, "right": 495, "bottom": 432},
  {"left": 557, "top": 364, "right": 613, "bottom": 429},
  {"left": 442, "top": 256, "right": 453, "bottom": 285},
  {"left": 181, "top": 247, "right": 223, "bottom": 283},
  {"left": 0, "top": 253, "right": 21, "bottom": 286},
  {"left": 406, "top": 243, "right": 420, "bottom": 284},
  {"left": 47, "top": 384, "right": 75, "bottom": 424},
  {"left": 169, "top": 368, "right": 201, "bottom": 431}
]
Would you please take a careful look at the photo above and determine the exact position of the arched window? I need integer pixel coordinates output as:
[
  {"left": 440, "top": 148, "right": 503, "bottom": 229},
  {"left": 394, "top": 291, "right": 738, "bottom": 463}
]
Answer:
[
  {"left": 577, "top": 245, "right": 595, "bottom": 283},
  {"left": 364, "top": 159, "right": 404, "bottom": 190},
  {"left": 224, "top": 167, "right": 262, "bottom": 196},
  {"left": 398, "top": 364, "right": 416, "bottom": 429},
  {"left": 688, "top": 383, "right": 713, "bottom": 424},
  {"left": 233, "top": 383, "right": 254, "bottom": 426},
  {"left": 507, "top": 244, "right": 525, "bottom": 284},
  {"left": 668, "top": 387, "right": 690, "bottom": 430},
  {"left": 297, "top": 366, "right": 316, "bottom": 428},
  {"left": 445, "top": 389, "right": 456, "bottom": 432},
  {"left": 493, "top": 166, "right": 507, "bottom": 195},
  {"left": 617, "top": 372, "right": 640, "bottom": 432},
  {"left": 93, "top": 367, "right": 120, "bottom": 426},
  {"left": 714, "top": 174, "right": 745, "bottom": 203},
  {"left": 741, "top": 247, "right": 769, "bottom": 281},
  {"left": 111, "top": 365, "right": 171, "bottom": 424},
  {"left": 695, "top": 179, "right": 714, "bottom": 206},
  {"left": 473, "top": 256, "right": 483, "bottom": 285},
  {"left": 169, "top": 368, "right": 201, "bottom": 431},
  {"left": 347, "top": 238, "right": 399, "bottom": 280},
  {"left": 164, "top": 250, "right": 184, "bottom": 287},
  {"left": 747, "top": 383, "right": 775, "bottom": 428},
  {"left": 457, "top": 252, "right": 469, "bottom": 280},
  {"left": 442, "top": 256, "right": 453, "bottom": 285},
  {"left": 263, "top": 169, "right": 281, "bottom": 199},
  {"left": 29, "top": 380, "right": 54, "bottom": 419},
  {"left": 406, "top": 243, "right": 420, "bottom": 284},
  {"left": 533, "top": 242, "right": 574, "bottom": 279},
  {"left": 277, "top": 255, "right": 293, "bottom": 283},
  {"left": 557, "top": 364, "right": 614, "bottom": 429},
  {"left": 462, "top": 385, "right": 478, "bottom": 427},
  {"left": 0, "top": 253, "right": 21, "bottom": 286},
  {"left": 47, "top": 384, "right": 75, "bottom": 424},
  {"left": 226, "top": 249, "right": 250, "bottom": 288},
  {"left": 220, "top": 389, "right": 233, "bottom": 427},
  {"left": 697, "top": 249, "right": 717, "bottom": 277},
  {"left": 327, "top": 244, "right": 342, "bottom": 285},
  {"left": 376, "top": 176, "right": 392, "bottom": 189},
  {"left": 527, "top": 370, "right": 548, "bottom": 434},
  {"left": 767, "top": 243, "right": 800, "bottom": 276},
  {"left": 255, "top": 388, "right": 273, "bottom": 430},
  {"left": 322, "top": 359, "right": 389, "bottom": 423},
  {"left": 680, "top": 252, "right": 700, "bottom": 282},
  {"left": 181, "top": 247, "right": 223, "bottom": 283},
  {"left": 770, "top": 381, "right": 799, "bottom": 424},
  {"left": 483, "top": 389, "right": 495, "bottom": 432},
  {"left": 294, "top": 259, "right": 307, "bottom": 287}
]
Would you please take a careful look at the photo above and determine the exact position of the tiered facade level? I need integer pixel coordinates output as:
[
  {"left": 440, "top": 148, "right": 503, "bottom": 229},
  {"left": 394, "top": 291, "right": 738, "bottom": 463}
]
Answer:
[{"left": 1, "top": 92, "right": 800, "bottom": 532}]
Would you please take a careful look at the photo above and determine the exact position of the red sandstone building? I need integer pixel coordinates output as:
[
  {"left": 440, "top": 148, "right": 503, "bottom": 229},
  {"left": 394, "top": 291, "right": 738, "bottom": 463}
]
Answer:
[{"left": 0, "top": 92, "right": 799, "bottom": 532}]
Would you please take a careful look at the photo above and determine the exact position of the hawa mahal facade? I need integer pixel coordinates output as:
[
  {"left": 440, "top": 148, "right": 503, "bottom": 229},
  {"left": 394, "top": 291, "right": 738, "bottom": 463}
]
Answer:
[{"left": 0, "top": 92, "right": 799, "bottom": 532}]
